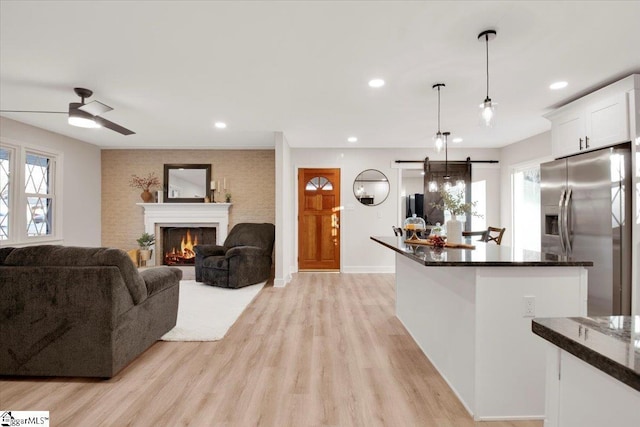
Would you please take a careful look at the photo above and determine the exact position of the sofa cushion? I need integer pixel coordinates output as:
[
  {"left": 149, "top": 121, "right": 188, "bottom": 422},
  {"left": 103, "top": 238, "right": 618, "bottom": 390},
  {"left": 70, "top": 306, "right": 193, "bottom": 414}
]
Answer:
[
  {"left": 3, "top": 245, "right": 148, "bottom": 304},
  {"left": 0, "top": 247, "right": 15, "bottom": 265}
]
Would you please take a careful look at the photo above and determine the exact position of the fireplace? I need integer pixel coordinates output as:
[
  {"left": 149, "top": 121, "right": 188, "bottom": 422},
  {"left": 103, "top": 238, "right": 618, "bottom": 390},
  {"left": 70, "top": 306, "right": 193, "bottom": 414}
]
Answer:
[
  {"left": 137, "top": 202, "right": 231, "bottom": 267},
  {"left": 161, "top": 227, "right": 216, "bottom": 265}
]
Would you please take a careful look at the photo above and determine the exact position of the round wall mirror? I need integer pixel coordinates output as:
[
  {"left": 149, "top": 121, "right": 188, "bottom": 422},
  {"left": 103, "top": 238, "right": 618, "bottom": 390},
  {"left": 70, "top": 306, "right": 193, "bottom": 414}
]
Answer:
[{"left": 353, "top": 169, "right": 390, "bottom": 206}]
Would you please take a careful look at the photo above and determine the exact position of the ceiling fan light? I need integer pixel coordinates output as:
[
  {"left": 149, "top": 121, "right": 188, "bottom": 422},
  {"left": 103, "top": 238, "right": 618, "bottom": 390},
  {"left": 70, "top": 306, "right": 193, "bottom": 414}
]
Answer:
[
  {"left": 68, "top": 115, "right": 101, "bottom": 128},
  {"left": 69, "top": 103, "right": 101, "bottom": 128}
]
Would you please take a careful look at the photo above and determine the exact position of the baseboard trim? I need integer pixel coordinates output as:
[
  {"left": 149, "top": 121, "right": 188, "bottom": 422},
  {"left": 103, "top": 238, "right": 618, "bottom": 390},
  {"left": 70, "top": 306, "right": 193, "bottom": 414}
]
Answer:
[{"left": 341, "top": 266, "right": 395, "bottom": 274}]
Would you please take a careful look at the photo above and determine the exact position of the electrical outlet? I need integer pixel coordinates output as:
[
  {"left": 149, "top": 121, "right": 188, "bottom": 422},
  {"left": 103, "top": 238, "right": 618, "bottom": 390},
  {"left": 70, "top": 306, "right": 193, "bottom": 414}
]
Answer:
[{"left": 523, "top": 296, "right": 536, "bottom": 318}]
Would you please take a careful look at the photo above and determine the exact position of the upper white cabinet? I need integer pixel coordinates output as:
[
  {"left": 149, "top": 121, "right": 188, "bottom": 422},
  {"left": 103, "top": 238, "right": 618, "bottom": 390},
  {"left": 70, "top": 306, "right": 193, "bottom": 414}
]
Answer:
[
  {"left": 545, "top": 75, "right": 640, "bottom": 159},
  {"left": 548, "top": 92, "right": 629, "bottom": 158}
]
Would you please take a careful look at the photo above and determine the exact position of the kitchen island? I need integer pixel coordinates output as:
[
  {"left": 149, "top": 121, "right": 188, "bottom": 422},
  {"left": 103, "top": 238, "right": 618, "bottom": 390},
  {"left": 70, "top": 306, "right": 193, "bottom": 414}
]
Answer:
[
  {"left": 532, "top": 316, "right": 640, "bottom": 427},
  {"left": 371, "top": 236, "right": 593, "bottom": 421}
]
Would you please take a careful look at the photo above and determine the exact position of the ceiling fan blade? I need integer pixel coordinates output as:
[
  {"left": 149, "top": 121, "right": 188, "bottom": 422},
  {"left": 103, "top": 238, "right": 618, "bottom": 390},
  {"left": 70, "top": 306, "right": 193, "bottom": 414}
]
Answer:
[
  {"left": 0, "top": 109, "right": 66, "bottom": 113},
  {"left": 78, "top": 100, "right": 113, "bottom": 116},
  {"left": 93, "top": 116, "right": 135, "bottom": 135}
]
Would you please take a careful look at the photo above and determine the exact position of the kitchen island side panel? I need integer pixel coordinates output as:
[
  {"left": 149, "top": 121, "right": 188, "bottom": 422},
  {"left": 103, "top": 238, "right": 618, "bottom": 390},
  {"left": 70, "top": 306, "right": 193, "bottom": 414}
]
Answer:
[
  {"left": 395, "top": 253, "right": 477, "bottom": 416},
  {"left": 395, "top": 252, "right": 588, "bottom": 420},
  {"left": 474, "top": 267, "right": 587, "bottom": 420}
]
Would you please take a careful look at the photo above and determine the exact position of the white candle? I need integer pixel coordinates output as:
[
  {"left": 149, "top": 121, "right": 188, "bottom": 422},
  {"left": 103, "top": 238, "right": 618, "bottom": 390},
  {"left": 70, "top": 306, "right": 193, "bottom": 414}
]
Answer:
[
  {"left": 223, "top": 178, "right": 226, "bottom": 190},
  {"left": 210, "top": 180, "right": 215, "bottom": 190}
]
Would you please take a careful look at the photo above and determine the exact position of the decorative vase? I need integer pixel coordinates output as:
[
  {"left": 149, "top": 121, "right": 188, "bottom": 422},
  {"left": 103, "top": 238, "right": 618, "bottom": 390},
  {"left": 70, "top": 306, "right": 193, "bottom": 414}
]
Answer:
[
  {"left": 140, "top": 189, "right": 154, "bottom": 203},
  {"left": 446, "top": 216, "right": 463, "bottom": 244}
]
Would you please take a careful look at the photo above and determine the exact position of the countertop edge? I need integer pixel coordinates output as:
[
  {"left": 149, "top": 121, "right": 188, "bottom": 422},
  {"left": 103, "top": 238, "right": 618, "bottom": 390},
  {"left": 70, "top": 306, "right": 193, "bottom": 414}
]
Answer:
[
  {"left": 531, "top": 320, "right": 640, "bottom": 392},
  {"left": 370, "top": 236, "right": 594, "bottom": 267}
]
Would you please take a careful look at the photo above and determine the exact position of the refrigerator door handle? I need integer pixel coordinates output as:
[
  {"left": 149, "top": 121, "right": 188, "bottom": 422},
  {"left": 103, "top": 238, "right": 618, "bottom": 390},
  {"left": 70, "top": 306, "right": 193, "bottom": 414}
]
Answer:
[
  {"left": 563, "top": 188, "right": 573, "bottom": 254},
  {"left": 558, "top": 189, "right": 567, "bottom": 254}
]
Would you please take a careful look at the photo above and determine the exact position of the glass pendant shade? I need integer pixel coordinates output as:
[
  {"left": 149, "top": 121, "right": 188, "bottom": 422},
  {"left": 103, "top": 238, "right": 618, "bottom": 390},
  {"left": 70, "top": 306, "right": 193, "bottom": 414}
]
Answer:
[
  {"left": 434, "top": 132, "right": 444, "bottom": 152},
  {"left": 442, "top": 180, "right": 452, "bottom": 191},
  {"left": 480, "top": 98, "right": 495, "bottom": 127},
  {"left": 428, "top": 180, "right": 438, "bottom": 192}
]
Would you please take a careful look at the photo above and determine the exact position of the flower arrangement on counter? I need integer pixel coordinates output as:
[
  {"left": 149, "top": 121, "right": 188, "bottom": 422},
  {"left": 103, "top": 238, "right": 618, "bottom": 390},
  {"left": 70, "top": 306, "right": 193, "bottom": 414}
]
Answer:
[
  {"left": 431, "top": 188, "right": 481, "bottom": 218},
  {"left": 129, "top": 173, "right": 161, "bottom": 191}
]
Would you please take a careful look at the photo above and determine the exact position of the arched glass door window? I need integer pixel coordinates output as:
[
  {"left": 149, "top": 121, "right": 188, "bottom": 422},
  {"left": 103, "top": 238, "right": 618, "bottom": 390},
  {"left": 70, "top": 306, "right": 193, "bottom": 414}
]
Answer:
[{"left": 305, "top": 176, "right": 333, "bottom": 191}]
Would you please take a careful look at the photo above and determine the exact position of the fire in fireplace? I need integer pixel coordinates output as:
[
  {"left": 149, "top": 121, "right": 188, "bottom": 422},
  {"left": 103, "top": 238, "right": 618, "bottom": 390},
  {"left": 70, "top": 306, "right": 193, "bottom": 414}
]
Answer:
[{"left": 162, "top": 227, "right": 216, "bottom": 265}]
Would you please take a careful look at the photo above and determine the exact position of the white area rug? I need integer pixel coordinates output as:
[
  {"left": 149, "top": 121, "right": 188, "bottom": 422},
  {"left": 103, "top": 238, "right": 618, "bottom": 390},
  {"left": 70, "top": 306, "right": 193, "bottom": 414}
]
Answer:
[{"left": 161, "top": 280, "right": 266, "bottom": 342}]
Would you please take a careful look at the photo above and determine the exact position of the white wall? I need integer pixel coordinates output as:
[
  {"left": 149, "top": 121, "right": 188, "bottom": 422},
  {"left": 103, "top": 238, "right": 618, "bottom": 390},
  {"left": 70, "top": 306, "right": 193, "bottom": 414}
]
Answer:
[
  {"left": 499, "top": 131, "right": 553, "bottom": 246},
  {"left": 275, "top": 132, "right": 295, "bottom": 287},
  {"left": 289, "top": 147, "right": 500, "bottom": 273},
  {"left": 0, "top": 117, "right": 101, "bottom": 246}
]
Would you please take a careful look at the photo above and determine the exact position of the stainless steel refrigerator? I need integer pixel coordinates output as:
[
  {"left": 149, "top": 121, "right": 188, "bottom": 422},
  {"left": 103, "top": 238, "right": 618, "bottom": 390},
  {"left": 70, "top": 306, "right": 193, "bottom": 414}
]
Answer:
[{"left": 540, "top": 144, "right": 631, "bottom": 315}]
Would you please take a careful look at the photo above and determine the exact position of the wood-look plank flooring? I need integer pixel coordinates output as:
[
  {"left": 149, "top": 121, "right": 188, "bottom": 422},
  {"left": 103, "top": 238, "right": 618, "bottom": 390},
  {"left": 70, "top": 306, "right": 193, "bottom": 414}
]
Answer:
[{"left": 0, "top": 273, "right": 542, "bottom": 427}]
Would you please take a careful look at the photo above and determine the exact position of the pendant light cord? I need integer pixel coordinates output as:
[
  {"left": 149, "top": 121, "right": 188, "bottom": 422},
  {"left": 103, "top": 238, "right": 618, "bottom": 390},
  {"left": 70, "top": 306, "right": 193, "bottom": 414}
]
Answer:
[
  {"left": 437, "top": 85, "right": 441, "bottom": 132},
  {"left": 485, "top": 34, "right": 490, "bottom": 99}
]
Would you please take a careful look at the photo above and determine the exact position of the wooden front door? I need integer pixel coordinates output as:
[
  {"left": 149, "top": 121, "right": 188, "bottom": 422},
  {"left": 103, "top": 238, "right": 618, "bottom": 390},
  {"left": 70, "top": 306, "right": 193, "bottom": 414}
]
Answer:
[{"left": 298, "top": 168, "right": 341, "bottom": 270}]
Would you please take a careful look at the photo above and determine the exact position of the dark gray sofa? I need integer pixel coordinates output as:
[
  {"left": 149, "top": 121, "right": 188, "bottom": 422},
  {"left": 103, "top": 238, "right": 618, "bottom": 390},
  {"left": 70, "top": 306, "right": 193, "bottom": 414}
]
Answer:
[
  {"left": 0, "top": 245, "right": 182, "bottom": 378},
  {"left": 194, "top": 223, "right": 275, "bottom": 288}
]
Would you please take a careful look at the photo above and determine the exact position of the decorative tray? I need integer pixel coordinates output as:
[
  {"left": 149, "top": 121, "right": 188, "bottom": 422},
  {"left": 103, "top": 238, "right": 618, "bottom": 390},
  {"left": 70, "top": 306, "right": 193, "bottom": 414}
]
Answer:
[{"left": 404, "top": 238, "right": 476, "bottom": 250}]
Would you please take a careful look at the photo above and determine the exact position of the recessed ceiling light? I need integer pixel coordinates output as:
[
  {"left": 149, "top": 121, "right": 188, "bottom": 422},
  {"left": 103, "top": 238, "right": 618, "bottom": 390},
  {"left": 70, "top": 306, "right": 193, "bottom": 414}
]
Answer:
[
  {"left": 549, "top": 81, "right": 568, "bottom": 90},
  {"left": 452, "top": 137, "right": 463, "bottom": 143},
  {"left": 214, "top": 122, "right": 227, "bottom": 129},
  {"left": 347, "top": 136, "right": 358, "bottom": 143},
  {"left": 368, "top": 78, "right": 385, "bottom": 88}
]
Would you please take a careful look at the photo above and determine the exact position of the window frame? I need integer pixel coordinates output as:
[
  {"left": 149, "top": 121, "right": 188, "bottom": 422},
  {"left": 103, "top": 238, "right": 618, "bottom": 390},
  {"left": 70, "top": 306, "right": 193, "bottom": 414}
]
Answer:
[{"left": 0, "top": 138, "right": 63, "bottom": 245}]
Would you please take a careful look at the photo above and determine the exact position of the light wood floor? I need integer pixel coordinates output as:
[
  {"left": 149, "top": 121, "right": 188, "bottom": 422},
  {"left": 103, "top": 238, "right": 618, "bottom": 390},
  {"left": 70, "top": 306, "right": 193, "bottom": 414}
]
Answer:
[{"left": 1, "top": 273, "right": 542, "bottom": 427}]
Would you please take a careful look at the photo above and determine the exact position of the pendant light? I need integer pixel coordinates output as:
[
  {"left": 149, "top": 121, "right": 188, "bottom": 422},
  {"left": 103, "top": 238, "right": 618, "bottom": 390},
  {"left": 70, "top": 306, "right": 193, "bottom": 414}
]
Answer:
[
  {"left": 478, "top": 29, "right": 497, "bottom": 127},
  {"left": 442, "top": 131, "right": 451, "bottom": 188},
  {"left": 432, "top": 83, "right": 445, "bottom": 152}
]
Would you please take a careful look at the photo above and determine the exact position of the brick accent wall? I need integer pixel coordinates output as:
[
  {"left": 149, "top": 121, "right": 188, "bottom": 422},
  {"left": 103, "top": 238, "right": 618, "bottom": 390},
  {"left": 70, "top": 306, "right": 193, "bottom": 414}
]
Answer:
[{"left": 101, "top": 149, "right": 275, "bottom": 251}]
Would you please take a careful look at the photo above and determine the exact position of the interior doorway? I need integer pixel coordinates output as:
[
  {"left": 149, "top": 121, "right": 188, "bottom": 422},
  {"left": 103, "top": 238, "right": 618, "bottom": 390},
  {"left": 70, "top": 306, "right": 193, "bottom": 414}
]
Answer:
[{"left": 298, "top": 168, "right": 341, "bottom": 270}]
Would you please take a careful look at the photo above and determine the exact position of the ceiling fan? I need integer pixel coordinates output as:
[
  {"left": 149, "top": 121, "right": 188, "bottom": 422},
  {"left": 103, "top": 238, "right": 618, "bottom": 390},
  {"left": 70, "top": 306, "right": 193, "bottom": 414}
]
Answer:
[{"left": 0, "top": 87, "right": 135, "bottom": 135}]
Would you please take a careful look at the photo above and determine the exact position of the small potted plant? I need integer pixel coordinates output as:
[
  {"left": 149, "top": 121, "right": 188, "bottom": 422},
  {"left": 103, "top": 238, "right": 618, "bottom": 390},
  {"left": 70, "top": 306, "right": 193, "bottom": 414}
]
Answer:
[
  {"left": 225, "top": 193, "right": 232, "bottom": 203},
  {"left": 129, "top": 173, "right": 161, "bottom": 203},
  {"left": 136, "top": 232, "right": 155, "bottom": 264}
]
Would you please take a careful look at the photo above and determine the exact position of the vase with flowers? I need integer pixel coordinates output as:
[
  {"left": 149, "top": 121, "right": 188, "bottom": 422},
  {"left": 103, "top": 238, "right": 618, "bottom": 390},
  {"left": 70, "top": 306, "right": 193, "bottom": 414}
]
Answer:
[
  {"left": 431, "top": 189, "right": 481, "bottom": 244},
  {"left": 129, "top": 173, "right": 161, "bottom": 203}
]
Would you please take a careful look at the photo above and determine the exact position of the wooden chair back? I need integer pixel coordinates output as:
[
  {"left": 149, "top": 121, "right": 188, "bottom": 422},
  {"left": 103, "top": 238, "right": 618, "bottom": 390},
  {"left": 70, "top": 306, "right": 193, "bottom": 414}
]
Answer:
[
  {"left": 485, "top": 227, "right": 505, "bottom": 245},
  {"left": 462, "top": 230, "right": 488, "bottom": 241}
]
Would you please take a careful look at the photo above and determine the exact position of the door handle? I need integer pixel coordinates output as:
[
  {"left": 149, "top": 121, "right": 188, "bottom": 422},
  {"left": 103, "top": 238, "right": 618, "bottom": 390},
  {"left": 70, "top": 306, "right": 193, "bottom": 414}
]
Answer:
[
  {"left": 558, "top": 189, "right": 566, "bottom": 254},
  {"left": 585, "top": 136, "right": 590, "bottom": 149},
  {"left": 563, "top": 188, "right": 573, "bottom": 254},
  {"left": 579, "top": 138, "right": 583, "bottom": 150}
]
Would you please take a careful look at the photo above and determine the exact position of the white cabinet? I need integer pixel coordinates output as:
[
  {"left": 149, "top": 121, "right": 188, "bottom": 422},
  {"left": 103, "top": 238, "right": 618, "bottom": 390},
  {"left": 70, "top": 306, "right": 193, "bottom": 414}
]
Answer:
[
  {"left": 549, "top": 92, "right": 629, "bottom": 158},
  {"left": 543, "top": 345, "right": 640, "bottom": 427}
]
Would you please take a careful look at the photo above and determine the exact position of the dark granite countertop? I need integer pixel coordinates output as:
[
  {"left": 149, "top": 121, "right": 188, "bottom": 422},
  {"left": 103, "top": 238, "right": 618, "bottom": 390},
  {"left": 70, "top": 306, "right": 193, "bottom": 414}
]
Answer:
[
  {"left": 532, "top": 316, "right": 640, "bottom": 391},
  {"left": 371, "top": 236, "right": 594, "bottom": 267}
]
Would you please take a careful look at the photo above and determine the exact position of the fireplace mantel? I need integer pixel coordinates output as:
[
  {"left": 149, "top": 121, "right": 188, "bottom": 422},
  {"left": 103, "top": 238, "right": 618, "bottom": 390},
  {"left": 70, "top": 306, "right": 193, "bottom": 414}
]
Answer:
[{"left": 137, "top": 203, "right": 232, "bottom": 266}]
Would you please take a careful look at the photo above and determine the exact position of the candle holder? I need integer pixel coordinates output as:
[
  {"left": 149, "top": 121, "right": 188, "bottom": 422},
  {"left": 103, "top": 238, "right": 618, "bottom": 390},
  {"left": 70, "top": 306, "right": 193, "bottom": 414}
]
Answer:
[{"left": 210, "top": 189, "right": 216, "bottom": 203}]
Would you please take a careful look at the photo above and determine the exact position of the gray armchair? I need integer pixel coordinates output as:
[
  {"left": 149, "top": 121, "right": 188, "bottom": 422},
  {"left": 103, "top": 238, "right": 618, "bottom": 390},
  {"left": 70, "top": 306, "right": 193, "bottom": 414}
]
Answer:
[{"left": 194, "top": 223, "right": 275, "bottom": 288}]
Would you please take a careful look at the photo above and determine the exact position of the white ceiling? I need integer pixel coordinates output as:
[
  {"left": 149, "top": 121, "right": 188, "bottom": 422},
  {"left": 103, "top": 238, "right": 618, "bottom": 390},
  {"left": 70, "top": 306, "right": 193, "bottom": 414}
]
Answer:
[{"left": 1, "top": 1, "right": 639, "bottom": 150}]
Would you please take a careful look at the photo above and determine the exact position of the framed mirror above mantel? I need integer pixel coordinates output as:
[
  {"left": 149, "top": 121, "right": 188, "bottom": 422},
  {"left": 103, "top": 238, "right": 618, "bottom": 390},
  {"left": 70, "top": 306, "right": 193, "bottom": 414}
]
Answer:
[{"left": 163, "top": 164, "right": 211, "bottom": 203}]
